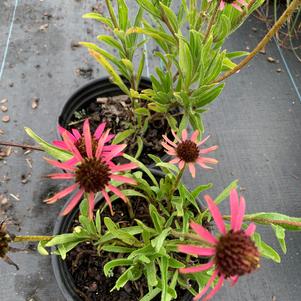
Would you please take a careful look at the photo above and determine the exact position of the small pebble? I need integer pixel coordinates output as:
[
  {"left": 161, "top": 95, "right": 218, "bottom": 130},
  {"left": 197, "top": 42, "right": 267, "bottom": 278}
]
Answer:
[
  {"left": 276, "top": 68, "right": 282, "bottom": 73},
  {"left": 1, "top": 105, "right": 8, "bottom": 112},
  {"left": 31, "top": 98, "right": 39, "bottom": 109},
  {"left": 267, "top": 56, "right": 276, "bottom": 63},
  {"left": 0, "top": 98, "right": 7, "bottom": 104},
  {"left": 2, "top": 116, "right": 10, "bottom": 123}
]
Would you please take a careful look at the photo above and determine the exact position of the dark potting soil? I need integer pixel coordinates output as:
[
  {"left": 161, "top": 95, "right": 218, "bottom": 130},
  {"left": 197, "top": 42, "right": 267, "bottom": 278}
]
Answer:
[
  {"left": 65, "top": 199, "right": 193, "bottom": 301},
  {"left": 66, "top": 95, "right": 177, "bottom": 165}
]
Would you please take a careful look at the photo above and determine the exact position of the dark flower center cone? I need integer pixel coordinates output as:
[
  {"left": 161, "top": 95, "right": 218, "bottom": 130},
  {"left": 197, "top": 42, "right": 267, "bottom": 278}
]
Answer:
[
  {"left": 176, "top": 140, "right": 199, "bottom": 162},
  {"left": 75, "top": 158, "right": 111, "bottom": 192},
  {"left": 215, "top": 230, "right": 260, "bottom": 278}
]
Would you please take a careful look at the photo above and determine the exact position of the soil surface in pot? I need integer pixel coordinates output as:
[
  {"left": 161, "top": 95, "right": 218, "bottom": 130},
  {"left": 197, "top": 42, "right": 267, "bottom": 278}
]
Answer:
[
  {"left": 66, "top": 95, "right": 178, "bottom": 165},
  {"left": 65, "top": 198, "right": 196, "bottom": 301}
]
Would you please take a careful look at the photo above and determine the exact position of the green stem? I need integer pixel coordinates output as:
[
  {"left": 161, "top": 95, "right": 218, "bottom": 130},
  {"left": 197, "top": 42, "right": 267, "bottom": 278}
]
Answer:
[
  {"left": 14, "top": 236, "right": 53, "bottom": 242},
  {"left": 127, "top": 200, "right": 135, "bottom": 220},
  {"left": 105, "top": 0, "right": 118, "bottom": 28},
  {"left": 223, "top": 215, "right": 301, "bottom": 228},
  {"left": 203, "top": 0, "right": 221, "bottom": 43},
  {"left": 170, "top": 230, "right": 213, "bottom": 247}
]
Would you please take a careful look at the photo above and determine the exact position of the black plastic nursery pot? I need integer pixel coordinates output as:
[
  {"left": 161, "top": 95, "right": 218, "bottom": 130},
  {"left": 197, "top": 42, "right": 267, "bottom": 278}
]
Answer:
[
  {"left": 58, "top": 77, "right": 172, "bottom": 166},
  {"left": 51, "top": 169, "right": 195, "bottom": 301}
]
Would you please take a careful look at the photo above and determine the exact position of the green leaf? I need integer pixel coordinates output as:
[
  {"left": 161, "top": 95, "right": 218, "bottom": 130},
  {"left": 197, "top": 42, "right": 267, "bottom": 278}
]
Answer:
[
  {"left": 145, "top": 261, "right": 158, "bottom": 287},
  {"left": 87, "top": 49, "right": 130, "bottom": 95},
  {"left": 193, "top": 84, "right": 225, "bottom": 108},
  {"left": 97, "top": 35, "right": 124, "bottom": 53},
  {"left": 159, "top": 3, "right": 178, "bottom": 32},
  {"left": 95, "top": 210, "right": 102, "bottom": 235},
  {"left": 159, "top": 256, "right": 169, "bottom": 301},
  {"left": 101, "top": 245, "right": 135, "bottom": 253},
  {"left": 215, "top": 179, "right": 239, "bottom": 206},
  {"left": 123, "top": 154, "right": 158, "bottom": 186},
  {"left": 244, "top": 212, "right": 301, "bottom": 231},
  {"left": 135, "top": 137, "right": 144, "bottom": 159},
  {"left": 271, "top": 225, "right": 287, "bottom": 254},
  {"left": 151, "top": 228, "right": 170, "bottom": 252},
  {"left": 259, "top": 240, "right": 281, "bottom": 263},
  {"left": 191, "top": 183, "right": 213, "bottom": 199},
  {"left": 140, "top": 288, "right": 161, "bottom": 301},
  {"left": 37, "top": 241, "right": 49, "bottom": 256},
  {"left": 82, "top": 12, "right": 114, "bottom": 29},
  {"left": 112, "top": 129, "right": 135, "bottom": 144},
  {"left": 155, "top": 162, "right": 179, "bottom": 173},
  {"left": 135, "top": 0, "right": 161, "bottom": 17},
  {"left": 117, "top": 0, "right": 128, "bottom": 30},
  {"left": 24, "top": 127, "right": 72, "bottom": 161},
  {"left": 226, "top": 51, "right": 249, "bottom": 59},
  {"left": 104, "top": 259, "right": 133, "bottom": 277},
  {"left": 149, "top": 204, "right": 165, "bottom": 232}
]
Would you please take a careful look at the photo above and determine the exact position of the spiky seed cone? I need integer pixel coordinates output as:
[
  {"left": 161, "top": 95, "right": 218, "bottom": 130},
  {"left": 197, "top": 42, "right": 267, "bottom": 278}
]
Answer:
[
  {"left": 215, "top": 230, "right": 260, "bottom": 278},
  {"left": 75, "top": 158, "right": 111, "bottom": 193},
  {"left": 0, "top": 222, "right": 12, "bottom": 258},
  {"left": 176, "top": 141, "right": 199, "bottom": 162}
]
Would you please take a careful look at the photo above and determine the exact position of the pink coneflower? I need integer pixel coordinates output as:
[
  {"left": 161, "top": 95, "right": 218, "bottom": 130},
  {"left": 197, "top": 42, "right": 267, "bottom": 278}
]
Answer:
[
  {"left": 178, "top": 189, "right": 260, "bottom": 301},
  {"left": 161, "top": 130, "right": 218, "bottom": 178},
  {"left": 219, "top": 0, "right": 248, "bottom": 12},
  {"left": 45, "top": 119, "right": 137, "bottom": 219},
  {"left": 54, "top": 121, "right": 114, "bottom": 158}
]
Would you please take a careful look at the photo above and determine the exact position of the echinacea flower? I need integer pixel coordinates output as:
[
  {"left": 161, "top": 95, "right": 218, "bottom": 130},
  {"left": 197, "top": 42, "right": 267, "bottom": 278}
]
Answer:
[
  {"left": 219, "top": 0, "right": 248, "bottom": 12},
  {"left": 45, "top": 119, "right": 137, "bottom": 219},
  {"left": 178, "top": 189, "right": 260, "bottom": 301},
  {"left": 53, "top": 122, "right": 114, "bottom": 158},
  {"left": 162, "top": 129, "right": 218, "bottom": 178}
]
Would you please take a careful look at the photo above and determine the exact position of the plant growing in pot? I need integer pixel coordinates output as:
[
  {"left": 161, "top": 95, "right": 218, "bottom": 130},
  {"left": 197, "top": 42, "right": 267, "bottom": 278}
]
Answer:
[{"left": 2, "top": 121, "right": 301, "bottom": 301}]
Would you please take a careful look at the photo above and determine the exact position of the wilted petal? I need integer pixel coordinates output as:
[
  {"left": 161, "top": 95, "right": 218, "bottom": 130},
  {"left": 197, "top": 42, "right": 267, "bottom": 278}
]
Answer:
[
  {"left": 231, "top": 2, "right": 243, "bottom": 11},
  {"left": 47, "top": 173, "right": 75, "bottom": 180},
  {"left": 107, "top": 184, "right": 128, "bottom": 203},
  {"left": 199, "top": 145, "right": 218, "bottom": 154},
  {"left": 110, "top": 163, "right": 137, "bottom": 172},
  {"left": 178, "top": 160, "right": 185, "bottom": 170},
  {"left": 162, "top": 135, "right": 177, "bottom": 147},
  {"left": 197, "top": 135, "right": 210, "bottom": 146},
  {"left": 203, "top": 275, "right": 224, "bottom": 301},
  {"left": 102, "top": 189, "right": 113, "bottom": 215},
  {"left": 88, "top": 192, "right": 95, "bottom": 219},
  {"left": 188, "top": 163, "right": 196, "bottom": 178},
  {"left": 44, "top": 157, "right": 76, "bottom": 172},
  {"left": 171, "top": 130, "right": 181, "bottom": 142}
]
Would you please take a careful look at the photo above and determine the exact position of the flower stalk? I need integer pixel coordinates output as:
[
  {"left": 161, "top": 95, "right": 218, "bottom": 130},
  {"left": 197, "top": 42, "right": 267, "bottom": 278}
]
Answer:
[
  {"left": 214, "top": 0, "right": 301, "bottom": 83},
  {"left": 13, "top": 236, "right": 53, "bottom": 242}
]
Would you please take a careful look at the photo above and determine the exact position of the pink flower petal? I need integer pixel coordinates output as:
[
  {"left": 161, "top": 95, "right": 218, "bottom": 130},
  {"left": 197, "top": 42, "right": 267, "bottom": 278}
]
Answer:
[
  {"left": 45, "top": 183, "right": 78, "bottom": 204},
  {"left": 83, "top": 119, "right": 93, "bottom": 158},
  {"left": 198, "top": 135, "right": 210, "bottom": 146},
  {"left": 102, "top": 189, "right": 114, "bottom": 215},
  {"left": 180, "top": 261, "right": 214, "bottom": 274},
  {"left": 44, "top": 157, "right": 76, "bottom": 172},
  {"left": 245, "top": 223, "right": 256, "bottom": 237},
  {"left": 219, "top": 1, "right": 225, "bottom": 10},
  {"left": 188, "top": 163, "right": 196, "bottom": 178},
  {"left": 88, "top": 192, "right": 95, "bottom": 219},
  {"left": 94, "top": 123, "right": 106, "bottom": 139},
  {"left": 230, "top": 189, "right": 239, "bottom": 231},
  {"left": 193, "top": 270, "right": 218, "bottom": 301},
  {"left": 231, "top": 276, "right": 239, "bottom": 287},
  {"left": 104, "top": 144, "right": 127, "bottom": 161},
  {"left": 71, "top": 129, "right": 81, "bottom": 140},
  {"left": 190, "top": 221, "right": 217, "bottom": 245},
  {"left": 204, "top": 195, "right": 226, "bottom": 235},
  {"left": 169, "top": 157, "right": 180, "bottom": 164},
  {"left": 58, "top": 126, "right": 76, "bottom": 142},
  {"left": 162, "top": 142, "right": 176, "bottom": 152},
  {"left": 234, "top": 196, "right": 246, "bottom": 231},
  {"left": 182, "top": 129, "right": 188, "bottom": 141},
  {"left": 231, "top": 2, "right": 243, "bottom": 11},
  {"left": 110, "top": 175, "right": 137, "bottom": 185},
  {"left": 53, "top": 140, "right": 68, "bottom": 150},
  {"left": 62, "top": 132, "right": 83, "bottom": 162},
  {"left": 196, "top": 158, "right": 214, "bottom": 169},
  {"left": 199, "top": 145, "right": 218, "bottom": 154},
  {"left": 171, "top": 130, "right": 181, "bottom": 142},
  {"left": 162, "top": 135, "right": 177, "bottom": 147},
  {"left": 105, "top": 134, "right": 114, "bottom": 142},
  {"left": 203, "top": 274, "right": 224, "bottom": 301},
  {"left": 47, "top": 173, "right": 75, "bottom": 180},
  {"left": 237, "top": 0, "right": 247, "bottom": 5},
  {"left": 110, "top": 163, "right": 137, "bottom": 172},
  {"left": 166, "top": 149, "right": 177, "bottom": 156},
  {"left": 64, "top": 157, "right": 79, "bottom": 166},
  {"left": 178, "top": 160, "right": 185, "bottom": 170},
  {"left": 107, "top": 184, "right": 128, "bottom": 203},
  {"left": 96, "top": 129, "right": 110, "bottom": 159},
  {"left": 178, "top": 245, "right": 216, "bottom": 256},
  {"left": 61, "top": 189, "right": 84, "bottom": 216},
  {"left": 190, "top": 130, "right": 199, "bottom": 143},
  {"left": 201, "top": 157, "right": 218, "bottom": 164}
]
